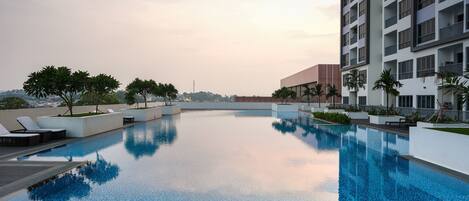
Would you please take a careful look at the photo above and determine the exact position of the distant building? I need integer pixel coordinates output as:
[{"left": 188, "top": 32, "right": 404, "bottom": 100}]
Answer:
[{"left": 280, "top": 64, "right": 341, "bottom": 103}]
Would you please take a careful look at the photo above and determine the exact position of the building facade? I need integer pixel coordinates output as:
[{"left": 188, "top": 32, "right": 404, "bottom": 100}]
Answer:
[
  {"left": 341, "top": 0, "right": 383, "bottom": 106},
  {"left": 382, "top": 0, "right": 468, "bottom": 111},
  {"left": 280, "top": 64, "right": 341, "bottom": 103}
]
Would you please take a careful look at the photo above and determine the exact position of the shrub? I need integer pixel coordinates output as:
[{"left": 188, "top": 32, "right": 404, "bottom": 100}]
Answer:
[{"left": 313, "top": 112, "right": 351, "bottom": 124}]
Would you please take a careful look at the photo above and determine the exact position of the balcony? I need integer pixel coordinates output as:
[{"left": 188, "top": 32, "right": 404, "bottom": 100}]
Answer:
[
  {"left": 398, "top": 72, "right": 413, "bottom": 80},
  {"left": 351, "top": 58, "right": 357, "bottom": 65},
  {"left": 385, "top": 16, "right": 397, "bottom": 28},
  {"left": 350, "top": 14, "right": 357, "bottom": 23},
  {"left": 440, "top": 22, "right": 463, "bottom": 41},
  {"left": 418, "top": 33, "right": 435, "bottom": 44},
  {"left": 439, "top": 63, "right": 463, "bottom": 76},
  {"left": 384, "top": 45, "right": 397, "bottom": 56}
]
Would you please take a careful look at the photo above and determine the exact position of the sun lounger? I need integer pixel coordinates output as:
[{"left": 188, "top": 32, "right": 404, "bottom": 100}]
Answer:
[
  {"left": 0, "top": 123, "right": 40, "bottom": 146},
  {"left": 16, "top": 116, "right": 66, "bottom": 140},
  {"left": 108, "top": 109, "right": 135, "bottom": 124}
]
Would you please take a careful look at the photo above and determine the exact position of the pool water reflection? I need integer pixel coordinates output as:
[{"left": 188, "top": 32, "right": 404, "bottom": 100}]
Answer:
[{"left": 8, "top": 110, "right": 469, "bottom": 201}]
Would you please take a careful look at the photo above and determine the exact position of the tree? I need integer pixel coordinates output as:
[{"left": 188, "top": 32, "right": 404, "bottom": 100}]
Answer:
[
  {"left": 84, "top": 74, "right": 120, "bottom": 113},
  {"left": 272, "top": 87, "right": 296, "bottom": 104},
  {"left": 372, "top": 69, "right": 403, "bottom": 114},
  {"left": 158, "top": 83, "right": 178, "bottom": 106},
  {"left": 23, "top": 66, "right": 89, "bottom": 116},
  {"left": 436, "top": 72, "right": 466, "bottom": 122},
  {"left": 0, "top": 97, "right": 30, "bottom": 110},
  {"left": 302, "top": 84, "right": 314, "bottom": 106},
  {"left": 125, "top": 78, "right": 158, "bottom": 108},
  {"left": 313, "top": 84, "right": 324, "bottom": 108},
  {"left": 326, "top": 84, "right": 341, "bottom": 107},
  {"left": 344, "top": 69, "right": 366, "bottom": 107}
]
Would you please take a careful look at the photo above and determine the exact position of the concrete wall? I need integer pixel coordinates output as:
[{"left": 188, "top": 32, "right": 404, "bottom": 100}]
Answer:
[{"left": 0, "top": 102, "right": 316, "bottom": 131}]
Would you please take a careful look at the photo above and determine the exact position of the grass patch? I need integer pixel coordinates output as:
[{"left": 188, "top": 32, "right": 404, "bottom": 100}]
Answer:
[
  {"left": 59, "top": 112, "right": 105, "bottom": 117},
  {"left": 431, "top": 128, "right": 469, "bottom": 136},
  {"left": 312, "top": 112, "right": 351, "bottom": 124}
]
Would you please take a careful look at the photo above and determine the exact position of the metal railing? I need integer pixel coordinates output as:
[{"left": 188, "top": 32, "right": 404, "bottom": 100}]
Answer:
[
  {"left": 417, "top": 69, "right": 435, "bottom": 77},
  {"left": 351, "top": 58, "right": 358, "bottom": 65},
  {"left": 398, "top": 72, "right": 413, "bottom": 80},
  {"left": 385, "top": 16, "right": 397, "bottom": 28},
  {"left": 439, "top": 21, "right": 463, "bottom": 40},
  {"left": 350, "top": 35, "right": 357, "bottom": 44},
  {"left": 439, "top": 63, "right": 463, "bottom": 76},
  {"left": 418, "top": 33, "right": 435, "bottom": 44},
  {"left": 384, "top": 45, "right": 397, "bottom": 56}
]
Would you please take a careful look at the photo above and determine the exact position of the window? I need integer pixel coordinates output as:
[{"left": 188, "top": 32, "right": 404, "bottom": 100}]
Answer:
[
  {"left": 343, "top": 32, "right": 349, "bottom": 46},
  {"left": 398, "top": 96, "right": 413, "bottom": 108},
  {"left": 399, "top": 29, "right": 411, "bottom": 49},
  {"left": 417, "top": 95, "right": 435, "bottom": 109},
  {"left": 358, "top": 96, "right": 367, "bottom": 106},
  {"left": 398, "top": 60, "right": 413, "bottom": 80},
  {"left": 343, "top": 96, "right": 349, "bottom": 105},
  {"left": 343, "top": 12, "right": 350, "bottom": 26},
  {"left": 343, "top": 53, "right": 350, "bottom": 66},
  {"left": 359, "top": 24, "right": 366, "bottom": 39},
  {"left": 359, "top": 70, "right": 367, "bottom": 82},
  {"left": 343, "top": 0, "right": 348, "bottom": 7},
  {"left": 417, "top": 18, "right": 435, "bottom": 44},
  {"left": 417, "top": 0, "right": 434, "bottom": 10},
  {"left": 359, "top": 1, "right": 366, "bottom": 16},
  {"left": 358, "top": 47, "right": 366, "bottom": 62},
  {"left": 417, "top": 55, "right": 435, "bottom": 77},
  {"left": 399, "top": 0, "right": 411, "bottom": 19},
  {"left": 342, "top": 75, "right": 348, "bottom": 86}
]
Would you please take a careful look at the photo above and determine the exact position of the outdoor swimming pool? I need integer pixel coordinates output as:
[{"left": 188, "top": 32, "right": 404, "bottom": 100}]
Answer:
[{"left": 6, "top": 110, "right": 469, "bottom": 201}]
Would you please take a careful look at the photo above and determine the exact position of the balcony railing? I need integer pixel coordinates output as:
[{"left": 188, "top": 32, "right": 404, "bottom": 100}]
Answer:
[
  {"left": 351, "top": 58, "right": 357, "bottom": 65},
  {"left": 417, "top": 69, "right": 435, "bottom": 77},
  {"left": 440, "top": 21, "right": 464, "bottom": 41},
  {"left": 398, "top": 72, "right": 413, "bottom": 80},
  {"left": 418, "top": 33, "right": 435, "bottom": 44},
  {"left": 385, "top": 16, "right": 397, "bottom": 28},
  {"left": 350, "top": 14, "right": 358, "bottom": 23},
  {"left": 384, "top": 45, "right": 397, "bottom": 56},
  {"left": 439, "top": 63, "right": 463, "bottom": 76}
]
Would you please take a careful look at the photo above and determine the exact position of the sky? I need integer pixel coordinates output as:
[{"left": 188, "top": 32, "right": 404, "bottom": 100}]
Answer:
[{"left": 0, "top": 0, "right": 339, "bottom": 96}]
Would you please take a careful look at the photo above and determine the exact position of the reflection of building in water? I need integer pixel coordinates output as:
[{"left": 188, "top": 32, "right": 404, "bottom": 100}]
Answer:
[{"left": 339, "top": 126, "right": 469, "bottom": 200}]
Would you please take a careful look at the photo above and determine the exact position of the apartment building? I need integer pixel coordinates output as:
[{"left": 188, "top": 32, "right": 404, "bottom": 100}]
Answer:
[
  {"left": 383, "top": 0, "right": 468, "bottom": 111},
  {"left": 341, "top": 0, "right": 383, "bottom": 106}
]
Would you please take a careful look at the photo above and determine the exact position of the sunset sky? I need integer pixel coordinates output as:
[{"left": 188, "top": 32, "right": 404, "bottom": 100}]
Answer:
[{"left": 0, "top": 0, "right": 339, "bottom": 96}]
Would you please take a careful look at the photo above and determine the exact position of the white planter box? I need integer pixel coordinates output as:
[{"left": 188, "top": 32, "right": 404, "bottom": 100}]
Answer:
[
  {"left": 324, "top": 108, "right": 346, "bottom": 113},
  {"left": 37, "top": 113, "right": 124, "bottom": 138},
  {"left": 416, "top": 121, "right": 469, "bottom": 128},
  {"left": 311, "top": 107, "right": 325, "bottom": 113},
  {"left": 122, "top": 107, "right": 162, "bottom": 122},
  {"left": 410, "top": 127, "right": 469, "bottom": 175},
  {"left": 272, "top": 103, "right": 298, "bottom": 112},
  {"left": 369, "top": 115, "right": 404, "bottom": 125},
  {"left": 161, "top": 105, "right": 181, "bottom": 115},
  {"left": 343, "top": 112, "right": 368, "bottom": 120}
]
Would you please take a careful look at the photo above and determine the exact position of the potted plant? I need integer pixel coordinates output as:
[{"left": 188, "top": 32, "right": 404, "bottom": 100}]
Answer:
[
  {"left": 158, "top": 83, "right": 181, "bottom": 115},
  {"left": 272, "top": 87, "right": 298, "bottom": 112},
  {"left": 122, "top": 78, "right": 162, "bottom": 121},
  {"left": 24, "top": 66, "right": 124, "bottom": 137},
  {"left": 369, "top": 69, "right": 404, "bottom": 125},
  {"left": 83, "top": 74, "right": 120, "bottom": 114}
]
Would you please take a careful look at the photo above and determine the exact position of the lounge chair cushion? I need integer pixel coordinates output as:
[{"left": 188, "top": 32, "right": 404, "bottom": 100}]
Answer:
[
  {"left": 0, "top": 124, "right": 10, "bottom": 135},
  {"left": 17, "top": 116, "right": 41, "bottom": 130},
  {"left": 32, "top": 128, "right": 66, "bottom": 133}
]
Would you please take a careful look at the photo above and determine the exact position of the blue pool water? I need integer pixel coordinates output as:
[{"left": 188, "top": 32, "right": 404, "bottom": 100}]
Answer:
[{"left": 6, "top": 110, "right": 469, "bottom": 201}]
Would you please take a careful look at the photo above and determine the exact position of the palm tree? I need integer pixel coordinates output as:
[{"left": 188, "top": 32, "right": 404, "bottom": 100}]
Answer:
[
  {"left": 302, "top": 84, "right": 314, "bottom": 106},
  {"left": 326, "top": 84, "right": 341, "bottom": 107},
  {"left": 436, "top": 72, "right": 466, "bottom": 122},
  {"left": 372, "top": 69, "right": 403, "bottom": 114},
  {"left": 313, "top": 84, "right": 324, "bottom": 108},
  {"left": 344, "top": 69, "right": 366, "bottom": 107}
]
